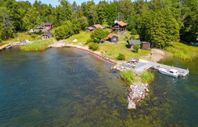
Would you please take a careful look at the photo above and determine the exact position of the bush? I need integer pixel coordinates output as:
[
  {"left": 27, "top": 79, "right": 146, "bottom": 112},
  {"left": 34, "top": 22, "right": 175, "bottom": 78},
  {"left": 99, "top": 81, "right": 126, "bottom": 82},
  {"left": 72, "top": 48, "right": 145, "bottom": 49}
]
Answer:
[
  {"left": 120, "top": 70, "right": 136, "bottom": 84},
  {"left": 89, "top": 43, "right": 99, "bottom": 51},
  {"left": 116, "top": 53, "right": 125, "bottom": 60},
  {"left": 133, "top": 43, "right": 140, "bottom": 53},
  {"left": 71, "top": 19, "right": 81, "bottom": 34},
  {"left": 78, "top": 16, "right": 88, "bottom": 30},
  {"left": 0, "top": 39, "right": 2, "bottom": 43},
  {"left": 86, "top": 39, "right": 93, "bottom": 44},
  {"left": 30, "top": 34, "right": 38, "bottom": 39},
  {"left": 140, "top": 71, "right": 154, "bottom": 84},
  {"left": 54, "top": 21, "right": 74, "bottom": 40},
  {"left": 90, "top": 28, "right": 109, "bottom": 43}
]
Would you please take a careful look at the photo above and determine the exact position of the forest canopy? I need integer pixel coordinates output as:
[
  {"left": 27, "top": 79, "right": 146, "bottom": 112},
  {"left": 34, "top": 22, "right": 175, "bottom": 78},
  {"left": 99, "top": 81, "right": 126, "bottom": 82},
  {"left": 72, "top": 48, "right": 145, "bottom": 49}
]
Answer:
[{"left": 0, "top": 0, "right": 197, "bottom": 48}]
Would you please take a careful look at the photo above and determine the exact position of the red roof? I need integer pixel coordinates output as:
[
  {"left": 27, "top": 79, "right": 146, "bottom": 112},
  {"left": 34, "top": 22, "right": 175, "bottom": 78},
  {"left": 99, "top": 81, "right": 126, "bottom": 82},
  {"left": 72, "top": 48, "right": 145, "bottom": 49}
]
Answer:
[{"left": 108, "top": 33, "right": 113, "bottom": 39}]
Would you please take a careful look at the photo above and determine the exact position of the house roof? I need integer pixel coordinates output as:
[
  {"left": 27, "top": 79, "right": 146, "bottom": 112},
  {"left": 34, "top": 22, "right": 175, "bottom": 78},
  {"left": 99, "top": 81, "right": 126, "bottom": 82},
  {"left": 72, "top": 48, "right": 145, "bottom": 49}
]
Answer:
[
  {"left": 114, "top": 20, "right": 128, "bottom": 27},
  {"left": 93, "top": 24, "right": 104, "bottom": 29},
  {"left": 107, "top": 33, "right": 118, "bottom": 39},
  {"left": 42, "top": 32, "right": 52, "bottom": 37},
  {"left": 87, "top": 26, "right": 95, "bottom": 30},
  {"left": 128, "top": 39, "right": 141, "bottom": 45}
]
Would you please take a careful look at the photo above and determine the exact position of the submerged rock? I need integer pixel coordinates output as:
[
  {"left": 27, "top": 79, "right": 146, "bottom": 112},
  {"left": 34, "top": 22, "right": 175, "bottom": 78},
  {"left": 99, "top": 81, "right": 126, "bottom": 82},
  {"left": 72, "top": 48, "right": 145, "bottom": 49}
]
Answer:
[{"left": 128, "top": 83, "right": 149, "bottom": 110}]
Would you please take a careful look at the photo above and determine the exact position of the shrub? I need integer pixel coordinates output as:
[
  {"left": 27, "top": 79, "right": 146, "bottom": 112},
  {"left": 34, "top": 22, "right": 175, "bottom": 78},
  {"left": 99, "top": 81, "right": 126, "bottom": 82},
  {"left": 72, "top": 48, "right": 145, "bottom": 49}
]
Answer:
[
  {"left": 71, "top": 19, "right": 81, "bottom": 34},
  {"left": 116, "top": 53, "right": 125, "bottom": 60},
  {"left": 30, "top": 34, "right": 38, "bottom": 39},
  {"left": 54, "top": 21, "right": 74, "bottom": 40},
  {"left": 90, "top": 28, "right": 109, "bottom": 43},
  {"left": 0, "top": 39, "right": 2, "bottom": 43},
  {"left": 78, "top": 16, "right": 88, "bottom": 30},
  {"left": 89, "top": 43, "right": 99, "bottom": 51},
  {"left": 133, "top": 43, "right": 140, "bottom": 53},
  {"left": 120, "top": 70, "right": 136, "bottom": 84},
  {"left": 140, "top": 71, "right": 154, "bottom": 84},
  {"left": 86, "top": 39, "right": 93, "bottom": 44}
]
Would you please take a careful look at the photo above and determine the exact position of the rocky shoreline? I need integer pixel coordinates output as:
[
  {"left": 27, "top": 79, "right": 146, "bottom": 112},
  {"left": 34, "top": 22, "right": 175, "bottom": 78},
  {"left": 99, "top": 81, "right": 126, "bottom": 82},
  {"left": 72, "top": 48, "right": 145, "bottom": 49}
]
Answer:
[
  {"left": 128, "top": 83, "right": 149, "bottom": 109},
  {"left": 49, "top": 41, "right": 117, "bottom": 65}
]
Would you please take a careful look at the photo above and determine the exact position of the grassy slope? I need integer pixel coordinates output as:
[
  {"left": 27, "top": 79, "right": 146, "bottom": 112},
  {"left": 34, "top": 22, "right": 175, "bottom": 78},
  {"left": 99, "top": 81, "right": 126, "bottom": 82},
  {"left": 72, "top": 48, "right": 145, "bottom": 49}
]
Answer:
[
  {"left": 2, "top": 32, "right": 40, "bottom": 44},
  {"left": 64, "top": 31, "right": 150, "bottom": 60},
  {"left": 20, "top": 38, "right": 54, "bottom": 51},
  {"left": 99, "top": 43, "right": 150, "bottom": 60},
  {"left": 65, "top": 31, "right": 91, "bottom": 45},
  {"left": 165, "top": 42, "right": 198, "bottom": 60}
]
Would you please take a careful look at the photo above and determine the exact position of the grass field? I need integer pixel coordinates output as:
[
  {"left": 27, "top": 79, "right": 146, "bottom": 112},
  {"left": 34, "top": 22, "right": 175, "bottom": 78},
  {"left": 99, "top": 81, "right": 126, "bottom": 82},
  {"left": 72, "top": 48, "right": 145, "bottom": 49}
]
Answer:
[
  {"left": 99, "top": 43, "right": 150, "bottom": 60},
  {"left": 20, "top": 38, "right": 54, "bottom": 51},
  {"left": 112, "top": 31, "right": 131, "bottom": 43},
  {"left": 165, "top": 42, "right": 198, "bottom": 60},
  {"left": 65, "top": 31, "right": 91, "bottom": 45},
  {"left": 2, "top": 32, "right": 40, "bottom": 44}
]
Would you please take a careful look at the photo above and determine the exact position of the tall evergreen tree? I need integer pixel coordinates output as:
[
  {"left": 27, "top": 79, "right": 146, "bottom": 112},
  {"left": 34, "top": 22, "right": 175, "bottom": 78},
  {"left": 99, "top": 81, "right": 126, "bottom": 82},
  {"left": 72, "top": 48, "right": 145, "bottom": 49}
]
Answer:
[
  {"left": 0, "top": 7, "right": 15, "bottom": 40},
  {"left": 139, "top": 9, "right": 180, "bottom": 48}
]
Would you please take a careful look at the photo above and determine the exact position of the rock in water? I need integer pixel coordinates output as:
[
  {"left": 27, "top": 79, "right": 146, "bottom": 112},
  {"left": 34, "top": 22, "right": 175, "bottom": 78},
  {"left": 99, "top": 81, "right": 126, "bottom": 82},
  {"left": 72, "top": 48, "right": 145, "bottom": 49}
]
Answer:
[{"left": 127, "top": 83, "right": 149, "bottom": 110}]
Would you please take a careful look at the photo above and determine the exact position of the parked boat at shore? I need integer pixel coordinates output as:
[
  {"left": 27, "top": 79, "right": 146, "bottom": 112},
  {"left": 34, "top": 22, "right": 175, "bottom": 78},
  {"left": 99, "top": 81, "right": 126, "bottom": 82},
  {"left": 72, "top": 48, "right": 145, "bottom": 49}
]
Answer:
[{"left": 158, "top": 68, "right": 179, "bottom": 78}]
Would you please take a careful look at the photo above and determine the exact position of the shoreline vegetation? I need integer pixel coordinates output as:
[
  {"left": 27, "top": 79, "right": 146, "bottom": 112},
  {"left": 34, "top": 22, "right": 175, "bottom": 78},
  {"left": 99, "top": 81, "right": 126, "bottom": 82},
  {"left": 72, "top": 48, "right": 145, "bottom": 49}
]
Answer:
[
  {"left": 120, "top": 70, "right": 154, "bottom": 85},
  {"left": 20, "top": 38, "right": 55, "bottom": 51},
  {"left": 165, "top": 42, "right": 198, "bottom": 61}
]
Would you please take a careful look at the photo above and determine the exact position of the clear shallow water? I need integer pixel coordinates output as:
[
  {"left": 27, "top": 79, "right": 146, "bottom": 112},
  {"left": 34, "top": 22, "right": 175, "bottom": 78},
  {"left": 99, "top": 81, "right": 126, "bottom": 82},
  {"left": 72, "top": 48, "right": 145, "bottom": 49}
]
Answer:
[{"left": 0, "top": 48, "right": 197, "bottom": 127}]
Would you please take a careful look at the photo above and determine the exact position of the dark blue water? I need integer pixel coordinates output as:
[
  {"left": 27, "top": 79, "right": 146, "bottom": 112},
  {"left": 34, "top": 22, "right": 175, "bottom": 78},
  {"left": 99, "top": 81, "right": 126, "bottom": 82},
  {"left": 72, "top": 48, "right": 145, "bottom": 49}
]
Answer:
[{"left": 0, "top": 48, "right": 197, "bottom": 127}]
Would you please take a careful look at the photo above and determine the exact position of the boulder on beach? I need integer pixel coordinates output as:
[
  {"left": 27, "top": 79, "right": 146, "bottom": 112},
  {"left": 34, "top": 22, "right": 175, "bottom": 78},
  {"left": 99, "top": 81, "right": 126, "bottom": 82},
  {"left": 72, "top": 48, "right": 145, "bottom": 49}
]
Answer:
[{"left": 72, "top": 39, "right": 78, "bottom": 42}]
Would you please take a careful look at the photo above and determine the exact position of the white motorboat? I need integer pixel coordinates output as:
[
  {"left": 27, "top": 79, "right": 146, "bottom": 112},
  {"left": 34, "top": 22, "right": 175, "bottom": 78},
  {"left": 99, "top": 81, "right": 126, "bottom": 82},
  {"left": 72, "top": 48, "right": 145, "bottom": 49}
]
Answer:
[{"left": 158, "top": 68, "right": 179, "bottom": 78}]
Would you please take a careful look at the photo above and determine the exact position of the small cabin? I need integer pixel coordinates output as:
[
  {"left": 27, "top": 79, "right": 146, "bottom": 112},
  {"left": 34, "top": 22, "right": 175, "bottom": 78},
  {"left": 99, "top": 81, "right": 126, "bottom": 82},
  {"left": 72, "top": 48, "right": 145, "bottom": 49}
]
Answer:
[
  {"left": 42, "top": 32, "right": 52, "bottom": 39},
  {"left": 93, "top": 24, "right": 104, "bottom": 29},
  {"left": 43, "top": 22, "right": 53, "bottom": 30},
  {"left": 112, "top": 20, "right": 128, "bottom": 31},
  {"left": 127, "top": 39, "right": 141, "bottom": 48},
  {"left": 127, "top": 40, "right": 150, "bottom": 49},
  {"left": 86, "top": 26, "right": 95, "bottom": 31},
  {"left": 107, "top": 33, "right": 119, "bottom": 43},
  {"left": 86, "top": 24, "right": 104, "bottom": 32},
  {"left": 29, "top": 22, "right": 53, "bottom": 33},
  {"left": 141, "top": 42, "right": 150, "bottom": 49}
]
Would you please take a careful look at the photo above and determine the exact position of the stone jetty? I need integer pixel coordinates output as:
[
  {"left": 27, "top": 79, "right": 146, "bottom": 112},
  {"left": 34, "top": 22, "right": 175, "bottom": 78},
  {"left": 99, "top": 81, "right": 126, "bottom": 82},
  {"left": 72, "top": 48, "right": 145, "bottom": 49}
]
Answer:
[{"left": 128, "top": 83, "right": 149, "bottom": 109}]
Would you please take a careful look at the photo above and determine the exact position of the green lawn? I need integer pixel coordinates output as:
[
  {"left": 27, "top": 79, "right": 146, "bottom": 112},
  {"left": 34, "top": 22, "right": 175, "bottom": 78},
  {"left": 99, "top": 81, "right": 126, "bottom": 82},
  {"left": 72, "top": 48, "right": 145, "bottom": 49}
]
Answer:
[
  {"left": 20, "top": 38, "right": 54, "bottom": 51},
  {"left": 165, "top": 42, "right": 198, "bottom": 60},
  {"left": 99, "top": 43, "right": 150, "bottom": 60},
  {"left": 2, "top": 32, "right": 41, "bottom": 44},
  {"left": 112, "top": 31, "right": 131, "bottom": 43},
  {"left": 64, "top": 30, "right": 149, "bottom": 60},
  {"left": 65, "top": 31, "right": 91, "bottom": 45},
  {"left": 120, "top": 70, "right": 154, "bottom": 85}
]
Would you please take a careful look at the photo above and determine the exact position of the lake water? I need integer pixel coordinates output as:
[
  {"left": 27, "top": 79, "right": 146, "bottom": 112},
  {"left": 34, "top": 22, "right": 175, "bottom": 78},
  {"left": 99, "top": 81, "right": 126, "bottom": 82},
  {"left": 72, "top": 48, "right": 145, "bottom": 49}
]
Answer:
[{"left": 0, "top": 48, "right": 197, "bottom": 127}]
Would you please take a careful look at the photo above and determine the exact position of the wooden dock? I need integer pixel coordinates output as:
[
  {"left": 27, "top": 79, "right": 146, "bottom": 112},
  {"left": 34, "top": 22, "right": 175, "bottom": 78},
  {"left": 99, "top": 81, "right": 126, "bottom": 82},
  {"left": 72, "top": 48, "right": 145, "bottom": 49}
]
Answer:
[
  {"left": 149, "top": 61, "right": 189, "bottom": 76},
  {"left": 113, "top": 59, "right": 189, "bottom": 77}
]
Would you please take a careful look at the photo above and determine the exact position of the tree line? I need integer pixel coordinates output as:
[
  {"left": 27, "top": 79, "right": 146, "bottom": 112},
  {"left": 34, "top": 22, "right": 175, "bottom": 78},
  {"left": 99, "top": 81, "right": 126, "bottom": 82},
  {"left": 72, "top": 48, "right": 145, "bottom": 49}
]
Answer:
[{"left": 0, "top": 0, "right": 197, "bottom": 48}]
